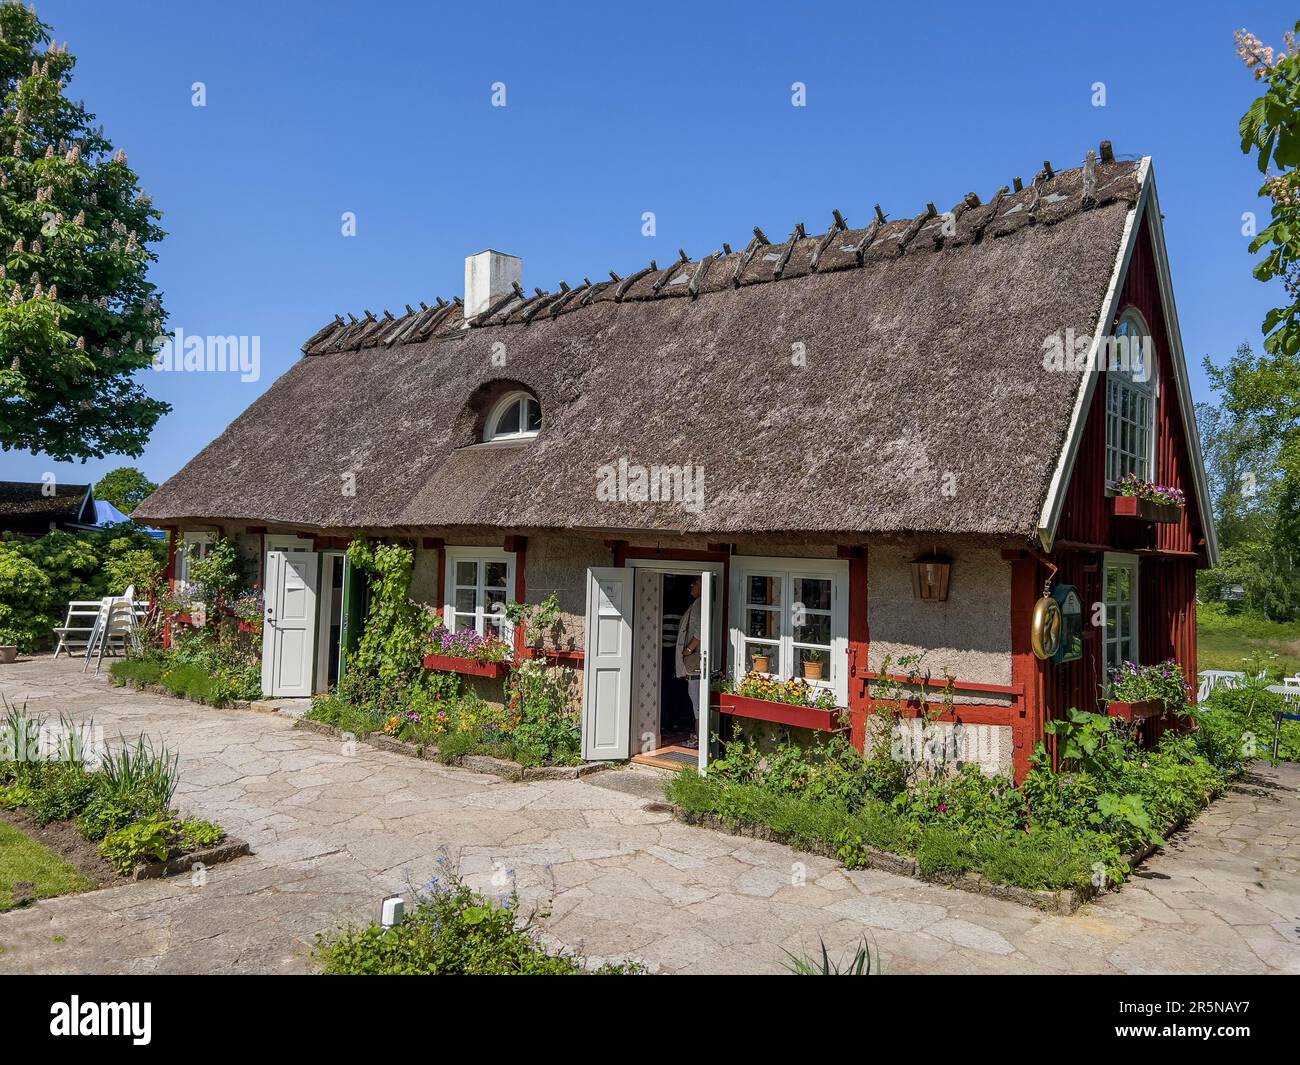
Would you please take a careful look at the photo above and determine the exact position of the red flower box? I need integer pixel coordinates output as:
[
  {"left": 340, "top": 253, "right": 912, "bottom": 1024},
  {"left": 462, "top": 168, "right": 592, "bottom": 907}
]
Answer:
[
  {"left": 1107, "top": 698, "right": 1164, "bottom": 722},
  {"left": 422, "top": 653, "right": 510, "bottom": 679},
  {"left": 718, "top": 692, "right": 846, "bottom": 732},
  {"left": 1111, "top": 495, "right": 1182, "bottom": 524}
]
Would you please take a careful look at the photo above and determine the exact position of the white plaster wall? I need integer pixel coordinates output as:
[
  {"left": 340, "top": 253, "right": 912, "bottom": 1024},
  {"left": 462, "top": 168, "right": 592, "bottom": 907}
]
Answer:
[
  {"left": 866, "top": 543, "right": 1012, "bottom": 693},
  {"left": 885, "top": 719, "right": 1014, "bottom": 778},
  {"left": 525, "top": 535, "right": 611, "bottom": 651}
]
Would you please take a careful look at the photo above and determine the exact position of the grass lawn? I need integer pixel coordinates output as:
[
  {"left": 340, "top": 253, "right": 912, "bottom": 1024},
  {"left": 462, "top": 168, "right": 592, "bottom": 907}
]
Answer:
[
  {"left": 0, "top": 820, "right": 95, "bottom": 912},
  {"left": 1197, "top": 602, "right": 1300, "bottom": 676}
]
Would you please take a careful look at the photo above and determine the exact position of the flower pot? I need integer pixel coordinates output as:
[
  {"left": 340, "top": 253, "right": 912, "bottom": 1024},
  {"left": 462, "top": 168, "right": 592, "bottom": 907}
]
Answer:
[
  {"left": 0, "top": 645, "right": 16, "bottom": 664},
  {"left": 752, "top": 656, "right": 771, "bottom": 673},
  {"left": 1111, "top": 495, "right": 1183, "bottom": 524},
  {"left": 802, "top": 661, "right": 824, "bottom": 681}
]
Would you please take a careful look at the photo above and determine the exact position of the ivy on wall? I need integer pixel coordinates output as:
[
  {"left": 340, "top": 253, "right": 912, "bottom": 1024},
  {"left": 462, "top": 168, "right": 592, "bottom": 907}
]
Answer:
[{"left": 344, "top": 540, "right": 428, "bottom": 691}]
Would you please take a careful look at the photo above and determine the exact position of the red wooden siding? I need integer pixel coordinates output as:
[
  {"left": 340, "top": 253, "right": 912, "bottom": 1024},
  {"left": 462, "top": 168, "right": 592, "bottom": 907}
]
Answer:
[
  {"left": 1038, "top": 210, "right": 1205, "bottom": 753},
  {"left": 1055, "top": 220, "right": 1208, "bottom": 561}
]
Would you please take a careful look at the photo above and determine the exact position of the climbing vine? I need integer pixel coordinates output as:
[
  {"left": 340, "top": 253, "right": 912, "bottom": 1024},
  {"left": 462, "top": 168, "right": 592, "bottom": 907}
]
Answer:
[{"left": 344, "top": 540, "right": 428, "bottom": 692}]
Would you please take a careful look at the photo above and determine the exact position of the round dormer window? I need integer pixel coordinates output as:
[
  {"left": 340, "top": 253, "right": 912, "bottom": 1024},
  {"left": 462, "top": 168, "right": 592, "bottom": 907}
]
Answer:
[{"left": 484, "top": 390, "right": 541, "bottom": 442}]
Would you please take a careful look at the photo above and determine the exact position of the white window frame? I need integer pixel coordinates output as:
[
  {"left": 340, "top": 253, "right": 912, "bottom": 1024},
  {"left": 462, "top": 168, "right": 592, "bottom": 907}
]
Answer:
[
  {"left": 1105, "top": 308, "right": 1157, "bottom": 486},
  {"left": 1102, "top": 553, "right": 1140, "bottom": 670},
  {"left": 443, "top": 547, "right": 516, "bottom": 641},
  {"left": 175, "top": 531, "right": 213, "bottom": 597},
  {"left": 484, "top": 391, "right": 541, "bottom": 443},
  {"left": 728, "top": 556, "right": 849, "bottom": 705}
]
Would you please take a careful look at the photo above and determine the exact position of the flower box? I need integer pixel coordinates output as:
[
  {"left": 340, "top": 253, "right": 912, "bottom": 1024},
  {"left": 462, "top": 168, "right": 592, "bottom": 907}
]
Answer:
[
  {"left": 422, "top": 654, "right": 510, "bottom": 679},
  {"left": 718, "top": 692, "right": 846, "bottom": 733},
  {"left": 1111, "top": 495, "right": 1182, "bottom": 524},
  {"left": 1106, "top": 698, "right": 1164, "bottom": 722}
]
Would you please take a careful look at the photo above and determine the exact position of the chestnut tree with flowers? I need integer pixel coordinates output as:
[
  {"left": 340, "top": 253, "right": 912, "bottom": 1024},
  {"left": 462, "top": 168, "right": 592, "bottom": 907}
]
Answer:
[
  {"left": 1194, "top": 28, "right": 1300, "bottom": 618},
  {"left": 0, "top": 2, "right": 168, "bottom": 461}
]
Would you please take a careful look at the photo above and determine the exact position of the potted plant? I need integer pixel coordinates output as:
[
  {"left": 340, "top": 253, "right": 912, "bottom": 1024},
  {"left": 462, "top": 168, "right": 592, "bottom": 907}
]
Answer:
[
  {"left": 802, "top": 649, "right": 825, "bottom": 680},
  {"left": 751, "top": 650, "right": 772, "bottom": 673},
  {"left": 1111, "top": 473, "right": 1186, "bottom": 523},
  {"left": 0, "top": 628, "right": 19, "bottom": 664}
]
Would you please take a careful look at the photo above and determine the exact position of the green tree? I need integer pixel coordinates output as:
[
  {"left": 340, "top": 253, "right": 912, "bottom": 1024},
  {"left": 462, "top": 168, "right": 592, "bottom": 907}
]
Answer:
[
  {"left": 0, "top": 2, "right": 168, "bottom": 461},
  {"left": 1198, "top": 342, "right": 1300, "bottom": 619},
  {"left": 93, "top": 465, "right": 156, "bottom": 514}
]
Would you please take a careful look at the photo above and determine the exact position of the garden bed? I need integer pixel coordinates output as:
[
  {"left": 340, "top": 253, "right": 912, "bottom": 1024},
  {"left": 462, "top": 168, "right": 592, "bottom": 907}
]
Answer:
[
  {"left": 109, "top": 671, "right": 279, "bottom": 714},
  {"left": 656, "top": 795, "right": 1194, "bottom": 916},
  {"left": 0, "top": 807, "right": 247, "bottom": 885},
  {"left": 291, "top": 718, "right": 608, "bottom": 781}
]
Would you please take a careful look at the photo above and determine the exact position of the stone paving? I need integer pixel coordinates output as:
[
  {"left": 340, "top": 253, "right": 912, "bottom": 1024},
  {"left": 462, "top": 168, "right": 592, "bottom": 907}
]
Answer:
[{"left": 0, "top": 655, "right": 1297, "bottom": 975}]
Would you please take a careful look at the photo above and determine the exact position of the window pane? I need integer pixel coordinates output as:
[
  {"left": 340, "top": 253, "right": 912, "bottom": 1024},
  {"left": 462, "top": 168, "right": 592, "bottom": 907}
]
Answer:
[
  {"left": 455, "top": 560, "right": 476, "bottom": 587},
  {"left": 793, "top": 577, "right": 831, "bottom": 611},
  {"left": 495, "top": 400, "right": 521, "bottom": 436},
  {"left": 484, "top": 561, "right": 509, "bottom": 588},
  {"left": 485, "top": 593, "right": 508, "bottom": 620},
  {"left": 485, "top": 615, "right": 507, "bottom": 640},
  {"left": 746, "top": 607, "right": 779, "bottom": 639},
  {"left": 793, "top": 612, "right": 831, "bottom": 646},
  {"left": 746, "top": 575, "right": 780, "bottom": 607},
  {"left": 794, "top": 646, "right": 830, "bottom": 681},
  {"left": 455, "top": 588, "right": 478, "bottom": 614},
  {"left": 745, "top": 642, "right": 779, "bottom": 673},
  {"left": 525, "top": 398, "right": 541, "bottom": 432},
  {"left": 452, "top": 611, "right": 476, "bottom": 633}
]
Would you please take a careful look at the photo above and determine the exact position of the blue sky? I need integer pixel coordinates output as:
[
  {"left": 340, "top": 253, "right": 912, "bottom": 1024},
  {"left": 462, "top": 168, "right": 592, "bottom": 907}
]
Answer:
[{"left": 3, "top": 0, "right": 1295, "bottom": 487}]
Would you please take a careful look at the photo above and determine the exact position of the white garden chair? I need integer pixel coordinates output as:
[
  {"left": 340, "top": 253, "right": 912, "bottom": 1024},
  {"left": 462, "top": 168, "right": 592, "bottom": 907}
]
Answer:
[
  {"left": 81, "top": 587, "right": 144, "bottom": 676},
  {"left": 55, "top": 596, "right": 148, "bottom": 657}
]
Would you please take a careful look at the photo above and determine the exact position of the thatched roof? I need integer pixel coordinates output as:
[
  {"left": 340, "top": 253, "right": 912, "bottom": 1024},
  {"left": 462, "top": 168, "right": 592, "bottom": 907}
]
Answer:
[
  {"left": 137, "top": 149, "right": 1146, "bottom": 540},
  {"left": 0, "top": 481, "right": 92, "bottom": 522}
]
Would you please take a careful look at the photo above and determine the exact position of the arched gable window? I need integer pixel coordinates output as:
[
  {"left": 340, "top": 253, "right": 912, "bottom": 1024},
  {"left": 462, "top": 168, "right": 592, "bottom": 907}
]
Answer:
[
  {"left": 484, "top": 390, "right": 541, "bottom": 442},
  {"left": 1105, "top": 309, "right": 1157, "bottom": 484}
]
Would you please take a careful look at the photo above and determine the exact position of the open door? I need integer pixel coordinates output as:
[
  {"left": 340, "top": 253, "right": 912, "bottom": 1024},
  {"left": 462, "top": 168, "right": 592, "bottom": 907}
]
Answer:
[
  {"left": 582, "top": 567, "right": 634, "bottom": 760},
  {"left": 337, "top": 553, "right": 366, "bottom": 685},
  {"left": 262, "top": 549, "right": 319, "bottom": 698},
  {"left": 697, "top": 569, "right": 712, "bottom": 773}
]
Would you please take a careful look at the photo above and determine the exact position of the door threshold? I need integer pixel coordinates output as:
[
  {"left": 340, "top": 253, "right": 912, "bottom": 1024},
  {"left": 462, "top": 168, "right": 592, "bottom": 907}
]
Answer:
[{"left": 631, "top": 745, "right": 699, "bottom": 771}]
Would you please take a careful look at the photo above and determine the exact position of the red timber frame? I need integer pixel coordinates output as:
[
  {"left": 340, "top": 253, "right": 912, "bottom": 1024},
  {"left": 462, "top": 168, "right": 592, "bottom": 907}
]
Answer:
[
  {"left": 841, "top": 219, "right": 1205, "bottom": 782},
  {"left": 844, "top": 545, "right": 1038, "bottom": 782},
  {"left": 1035, "top": 209, "right": 1205, "bottom": 766}
]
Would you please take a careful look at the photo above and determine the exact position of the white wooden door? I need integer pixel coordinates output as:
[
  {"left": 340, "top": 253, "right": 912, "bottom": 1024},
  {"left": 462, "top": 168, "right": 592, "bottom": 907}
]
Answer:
[
  {"left": 697, "top": 569, "right": 712, "bottom": 773},
  {"left": 582, "top": 567, "right": 634, "bottom": 760},
  {"left": 263, "top": 550, "right": 319, "bottom": 698}
]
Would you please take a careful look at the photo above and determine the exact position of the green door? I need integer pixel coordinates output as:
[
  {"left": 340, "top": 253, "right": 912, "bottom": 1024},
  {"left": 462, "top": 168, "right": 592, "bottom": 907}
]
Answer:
[{"left": 338, "top": 555, "right": 367, "bottom": 683}]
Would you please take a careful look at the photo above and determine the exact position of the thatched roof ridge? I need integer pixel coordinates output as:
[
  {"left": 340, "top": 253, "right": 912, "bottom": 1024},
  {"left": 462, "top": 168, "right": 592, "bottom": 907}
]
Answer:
[
  {"left": 300, "top": 148, "right": 1141, "bottom": 356},
  {"left": 137, "top": 147, "right": 1148, "bottom": 539}
]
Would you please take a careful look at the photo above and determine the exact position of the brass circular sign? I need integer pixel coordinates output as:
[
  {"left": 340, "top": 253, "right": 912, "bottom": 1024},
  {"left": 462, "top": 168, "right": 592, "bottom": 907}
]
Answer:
[{"left": 1031, "top": 595, "right": 1062, "bottom": 661}]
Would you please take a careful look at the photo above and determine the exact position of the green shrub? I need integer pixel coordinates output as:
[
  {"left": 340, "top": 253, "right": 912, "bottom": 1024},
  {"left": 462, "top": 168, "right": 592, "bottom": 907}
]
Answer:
[
  {"left": 505, "top": 660, "right": 581, "bottom": 767},
  {"left": 75, "top": 784, "right": 166, "bottom": 841},
  {"left": 0, "top": 782, "right": 34, "bottom": 809},
  {"left": 27, "top": 764, "right": 97, "bottom": 824},
  {"left": 176, "top": 817, "right": 224, "bottom": 851},
  {"left": 0, "top": 528, "right": 165, "bottom": 653},
  {"left": 306, "top": 694, "right": 383, "bottom": 736},
  {"left": 315, "top": 861, "right": 641, "bottom": 975},
  {"left": 99, "top": 812, "right": 176, "bottom": 873}
]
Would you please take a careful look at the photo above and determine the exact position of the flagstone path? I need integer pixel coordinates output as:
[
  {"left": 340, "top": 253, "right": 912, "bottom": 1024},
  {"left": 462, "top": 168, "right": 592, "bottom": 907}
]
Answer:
[{"left": 0, "top": 655, "right": 1296, "bottom": 974}]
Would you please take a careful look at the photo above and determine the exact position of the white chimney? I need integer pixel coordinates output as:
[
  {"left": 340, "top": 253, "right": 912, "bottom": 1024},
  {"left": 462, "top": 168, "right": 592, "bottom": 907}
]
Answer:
[{"left": 464, "top": 250, "right": 522, "bottom": 319}]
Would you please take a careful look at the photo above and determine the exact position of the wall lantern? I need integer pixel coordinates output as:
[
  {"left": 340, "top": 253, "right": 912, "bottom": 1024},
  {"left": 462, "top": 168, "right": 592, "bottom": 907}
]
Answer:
[{"left": 910, "top": 554, "right": 952, "bottom": 602}]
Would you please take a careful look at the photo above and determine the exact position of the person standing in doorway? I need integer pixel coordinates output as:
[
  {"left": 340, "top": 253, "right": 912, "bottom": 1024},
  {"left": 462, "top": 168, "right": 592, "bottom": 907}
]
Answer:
[{"left": 675, "top": 576, "right": 702, "bottom": 748}]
